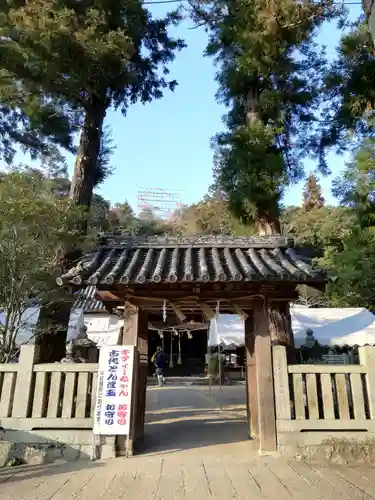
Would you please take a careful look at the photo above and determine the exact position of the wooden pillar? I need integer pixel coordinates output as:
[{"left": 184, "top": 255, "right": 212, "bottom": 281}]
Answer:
[
  {"left": 253, "top": 300, "right": 277, "bottom": 454},
  {"left": 135, "top": 312, "right": 149, "bottom": 445},
  {"left": 244, "top": 312, "right": 258, "bottom": 438},
  {"left": 13, "top": 345, "right": 40, "bottom": 418},
  {"left": 117, "top": 303, "right": 148, "bottom": 457}
]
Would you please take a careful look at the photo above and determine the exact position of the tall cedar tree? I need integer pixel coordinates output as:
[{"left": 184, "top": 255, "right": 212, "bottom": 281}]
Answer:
[
  {"left": 1, "top": 0, "right": 185, "bottom": 227},
  {"left": 321, "top": 141, "right": 375, "bottom": 309},
  {"left": 1, "top": 1, "right": 184, "bottom": 360},
  {"left": 0, "top": 71, "right": 77, "bottom": 166},
  {"left": 316, "top": 18, "right": 375, "bottom": 309},
  {"left": 191, "top": 0, "right": 339, "bottom": 350},
  {"left": 195, "top": 0, "right": 338, "bottom": 233},
  {"left": 333, "top": 139, "right": 375, "bottom": 229},
  {"left": 302, "top": 173, "right": 325, "bottom": 211},
  {"left": 1, "top": 12, "right": 80, "bottom": 164},
  {"left": 321, "top": 19, "right": 375, "bottom": 161}
]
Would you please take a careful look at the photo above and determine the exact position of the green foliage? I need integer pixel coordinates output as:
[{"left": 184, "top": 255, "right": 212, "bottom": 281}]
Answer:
[
  {"left": 89, "top": 194, "right": 111, "bottom": 232},
  {"left": 107, "top": 202, "right": 135, "bottom": 231},
  {"left": 197, "top": 0, "right": 340, "bottom": 230},
  {"left": 0, "top": 81, "right": 76, "bottom": 166},
  {"left": 310, "top": 17, "right": 375, "bottom": 309},
  {"left": 0, "top": 170, "right": 82, "bottom": 361},
  {"left": 281, "top": 205, "right": 355, "bottom": 249},
  {"left": 315, "top": 140, "right": 375, "bottom": 309},
  {"left": 332, "top": 139, "right": 375, "bottom": 228},
  {"left": 172, "top": 195, "right": 255, "bottom": 236},
  {"left": 321, "top": 228, "right": 375, "bottom": 309},
  {"left": 0, "top": 0, "right": 185, "bottom": 208},
  {"left": 321, "top": 19, "right": 375, "bottom": 159},
  {"left": 1, "top": 0, "right": 185, "bottom": 113}
]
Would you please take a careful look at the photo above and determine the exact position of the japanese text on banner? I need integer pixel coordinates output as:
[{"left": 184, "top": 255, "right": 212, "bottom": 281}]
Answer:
[{"left": 93, "top": 345, "right": 134, "bottom": 435}]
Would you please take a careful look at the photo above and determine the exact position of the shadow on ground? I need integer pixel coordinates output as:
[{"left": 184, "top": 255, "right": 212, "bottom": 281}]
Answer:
[
  {"left": 0, "top": 458, "right": 103, "bottom": 484},
  {"left": 143, "top": 416, "right": 250, "bottom": 455},
  {"left": 142, "top": 386, "right": 253, "bottom": 455}
]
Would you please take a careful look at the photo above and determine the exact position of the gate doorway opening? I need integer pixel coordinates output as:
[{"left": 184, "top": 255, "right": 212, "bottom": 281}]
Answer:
[{"left": 143, "top": 385, "right": 256, "bottom": 457}]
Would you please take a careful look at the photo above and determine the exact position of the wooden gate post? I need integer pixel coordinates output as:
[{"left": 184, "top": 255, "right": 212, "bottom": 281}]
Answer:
[
  {"left": 117, "top": 303, "right": 148, "bottom": 457},
  {"left": 245, "top": 312, "right": 258, "bottom": 438},
  {"left": 253, "top": 300, "right": 277, "bottom": 454}
]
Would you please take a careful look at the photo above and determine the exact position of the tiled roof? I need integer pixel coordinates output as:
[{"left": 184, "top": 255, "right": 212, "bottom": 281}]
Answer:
[
  {"left": 72, "top": 285, "right": 107, "bottom": 313},
  {"left": 57, "top": 235, "right": 327, "bottom": 287}
]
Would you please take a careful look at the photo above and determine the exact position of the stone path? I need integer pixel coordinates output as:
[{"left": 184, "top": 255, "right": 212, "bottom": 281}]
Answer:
[
  {"left": 2, "top": 452, "right": 375, "bottom": 499},
  {"left": 2, "top": 385, "right": 375, "bottom": 499}
]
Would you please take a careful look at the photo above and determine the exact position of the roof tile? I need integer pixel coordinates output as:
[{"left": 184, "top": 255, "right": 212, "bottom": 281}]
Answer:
[{"left": 58, "top": 235, "right": 327, "bottom": 286}]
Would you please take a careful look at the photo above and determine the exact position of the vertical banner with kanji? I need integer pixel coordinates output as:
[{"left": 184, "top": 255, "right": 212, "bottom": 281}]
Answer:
[{"left": 93, "top": 345, "right": 135, "bottom": 435}]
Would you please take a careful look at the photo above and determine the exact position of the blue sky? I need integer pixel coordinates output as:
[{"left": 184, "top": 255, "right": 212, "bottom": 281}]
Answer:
[{"left": 8, "top": 2, "right": 364, "bottom": 212}]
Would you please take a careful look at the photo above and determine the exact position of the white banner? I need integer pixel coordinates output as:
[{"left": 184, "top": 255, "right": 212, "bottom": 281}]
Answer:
[{"left": 93, "top": 345, "right": 135, "bottom": 435}]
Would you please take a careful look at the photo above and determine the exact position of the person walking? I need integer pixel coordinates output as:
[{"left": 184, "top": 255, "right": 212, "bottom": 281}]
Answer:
[{"left": 152, "top": 346, "right": 165, "bottom": 387}]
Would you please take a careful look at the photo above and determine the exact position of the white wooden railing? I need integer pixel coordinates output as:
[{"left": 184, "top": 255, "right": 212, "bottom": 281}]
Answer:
[
  {"left": 0, "top": 345, "right": 97, "bottom": 430},
  {"left": 273, "top": 345, "right": 375, "bottom": 434}
]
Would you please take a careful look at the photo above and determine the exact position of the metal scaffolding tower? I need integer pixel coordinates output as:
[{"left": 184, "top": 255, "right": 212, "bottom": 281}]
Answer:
[{"left": 136, "top": 187, "right": 183, "bottom": 220}]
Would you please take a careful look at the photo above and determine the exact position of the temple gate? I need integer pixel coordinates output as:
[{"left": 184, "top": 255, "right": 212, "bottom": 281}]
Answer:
[{"left": 57, "top": 235, "right": 327, "bottom": 455}]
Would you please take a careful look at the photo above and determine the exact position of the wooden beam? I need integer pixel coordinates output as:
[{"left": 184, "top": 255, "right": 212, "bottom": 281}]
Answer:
[
  {"left": 96, "top": 290, "right": 121, "bottom": 302},
  {"left": 168, "top": 301, "right": 187, "bottom": 322},
  {"left": 199, "top": 302, "right": 215, "bottom": 321},
  {"left": 253, "top": 300, "right": 277, "bottom": 454},
  {"left": 121, "top": 302, "right": 140, "bottom": 346},
  {"left": 148, "top": 321, "right": 208, "bottom": 331},
  {"left": 230, "top": 302, "right": 248, "bottom": 321},
  {"left": 102, "top": 287, "right": 299, "bottom": 302},
  {"left": 118, "top": 297, "right": 187, "bottom": 322}
]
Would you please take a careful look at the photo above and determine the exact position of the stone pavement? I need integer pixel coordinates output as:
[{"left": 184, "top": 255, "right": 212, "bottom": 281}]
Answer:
[{"left": 2, "top": 385, "right": 375, "bottom": 499}]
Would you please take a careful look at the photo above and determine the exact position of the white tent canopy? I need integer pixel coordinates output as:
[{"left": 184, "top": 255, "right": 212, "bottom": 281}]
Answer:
[
  {"left": 0, "top": 306, "right": 122, "bottom": 347},
  {"left": 209, "top": 306, "right": 375, "bottom": 348}
]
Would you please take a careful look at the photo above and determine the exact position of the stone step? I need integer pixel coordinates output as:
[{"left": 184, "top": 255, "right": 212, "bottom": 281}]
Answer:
[
  {"left": 147, "top": 376, "right": 207, "bottom": 386},
  {"left": 147, "top": 376, "right": 245, "bottom": 386}
]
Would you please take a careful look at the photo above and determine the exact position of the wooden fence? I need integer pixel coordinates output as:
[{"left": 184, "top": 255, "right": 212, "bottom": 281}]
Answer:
[
  {"left": 273, "top": 345, "right": 375, "bottom": 435},
  {"left": 0, "top": 345, "right": 97, "bottom": 430}
]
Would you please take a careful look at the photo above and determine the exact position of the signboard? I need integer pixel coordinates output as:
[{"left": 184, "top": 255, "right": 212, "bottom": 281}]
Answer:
[
  {"left": 93, "top": 345, "right": 135, "bottom": 435},
  {"left": 85, "top": 314, "right": 122, "bottom": 346},
  {"left": 88, "top": 331, "right": 120, "bottom": 347}
]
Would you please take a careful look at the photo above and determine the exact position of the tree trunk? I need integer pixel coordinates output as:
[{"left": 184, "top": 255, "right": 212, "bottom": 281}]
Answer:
[
  {"left": 36, "top": 98, "right": 107, "bottom": 362},
  {"left": 254, "top": 203, "right": 296, "bottom": 359},
  {"left": 268, "top": 302, "right": 295, "bottom": 362},
  {"left": 255, "top": 211, "right": 281, "bottom": 235},
  {"left": 70, "top": 96, "right": 107, "bottom": 233}
]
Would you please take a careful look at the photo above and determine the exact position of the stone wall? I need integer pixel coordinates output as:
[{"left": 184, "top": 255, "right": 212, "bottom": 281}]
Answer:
[
  {"left": 278, "top": 433, "right": 375, "bottom": 465},
  {"left": 0, "top": 429, "right": 115, "bottom": 466}
]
